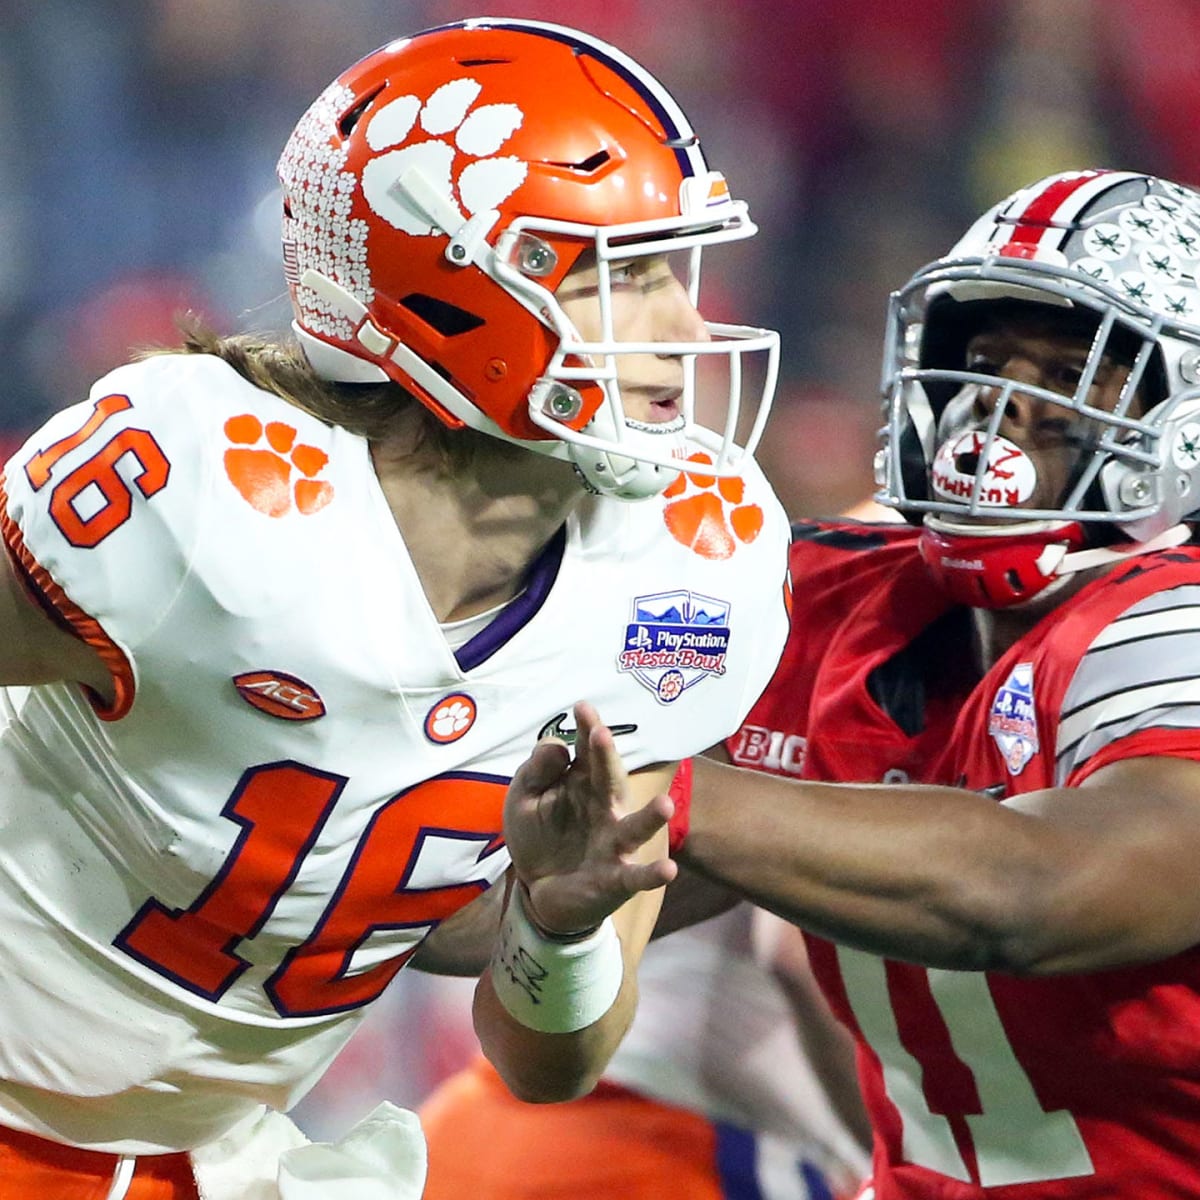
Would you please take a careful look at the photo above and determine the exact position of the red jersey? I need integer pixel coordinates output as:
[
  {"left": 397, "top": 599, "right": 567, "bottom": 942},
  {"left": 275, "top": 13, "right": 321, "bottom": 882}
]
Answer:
[{"left": 729, "top": 520, "right": 1200, "bottom": 1199}]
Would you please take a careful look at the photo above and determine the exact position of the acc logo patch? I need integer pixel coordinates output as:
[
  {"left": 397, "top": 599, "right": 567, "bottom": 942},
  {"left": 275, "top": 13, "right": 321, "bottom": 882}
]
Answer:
[
  {"left": 234, "top": 670, "right": 326, "bottom": 721},
  {"left": 989, "top": 661, "right": 1039, "bottom": 775},
  {"left": 425, "top": 693, "right": 478, "bottom": 744},
  {"left": 618, "top": 589, "right": 730, "bottom": 704}
]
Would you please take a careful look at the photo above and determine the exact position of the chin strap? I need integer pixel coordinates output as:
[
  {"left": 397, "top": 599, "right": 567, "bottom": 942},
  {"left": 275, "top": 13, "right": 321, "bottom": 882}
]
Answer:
[
  {"left": 919, "top": 520, "right": 1193, "bottom": 608},
  {"left": 1056, "top": 523, "right": 1192, "bottom": 574}
]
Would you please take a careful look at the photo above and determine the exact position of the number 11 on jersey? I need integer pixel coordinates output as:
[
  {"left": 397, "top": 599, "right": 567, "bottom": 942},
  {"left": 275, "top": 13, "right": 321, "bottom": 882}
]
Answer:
[{"left": 837, "top": 946, "right": 1094, "bottom": 1187}]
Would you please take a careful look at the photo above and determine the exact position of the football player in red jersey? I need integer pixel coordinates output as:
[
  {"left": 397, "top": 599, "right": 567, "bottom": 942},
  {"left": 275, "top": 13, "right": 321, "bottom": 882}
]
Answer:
[
  {"left": 0, "top": 18, "right": 790, "bottom": 1200},
  {"left": 672, "top": 169, "right": 1200, "bottom": 1198}
]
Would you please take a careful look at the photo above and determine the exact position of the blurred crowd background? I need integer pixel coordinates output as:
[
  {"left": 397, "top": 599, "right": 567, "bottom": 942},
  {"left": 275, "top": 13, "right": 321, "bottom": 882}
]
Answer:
[{"left": 3, "top": 0, "right": 1199, "bottom": 1138}]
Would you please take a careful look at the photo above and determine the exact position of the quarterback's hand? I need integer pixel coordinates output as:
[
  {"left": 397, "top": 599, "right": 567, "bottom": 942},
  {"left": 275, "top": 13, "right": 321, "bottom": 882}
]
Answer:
[{"left": 503, "top": 701, "right": 677, "bottom": 937}]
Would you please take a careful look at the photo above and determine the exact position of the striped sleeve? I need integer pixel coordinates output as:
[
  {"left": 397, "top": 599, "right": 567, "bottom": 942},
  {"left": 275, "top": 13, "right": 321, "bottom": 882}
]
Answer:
[{"left": 1055, "top": 584, "right": 1200, "bottom": 782}]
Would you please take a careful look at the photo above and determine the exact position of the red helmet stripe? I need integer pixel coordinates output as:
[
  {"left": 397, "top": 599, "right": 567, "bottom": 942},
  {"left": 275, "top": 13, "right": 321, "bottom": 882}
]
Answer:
[{"left": 997, "top": 170, "right": 1113, "bottom": 257}]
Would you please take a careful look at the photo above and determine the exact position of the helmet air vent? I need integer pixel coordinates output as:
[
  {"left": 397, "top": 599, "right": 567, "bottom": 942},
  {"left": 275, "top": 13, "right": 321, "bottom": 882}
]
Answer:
[
  {"left": 338, "top": 85, "right": 386, "bottom": 138},
  {"left": 547, "top": 150, "right": 612, "bottom": 174},
  {"left": 400, "top": 293, "right": 485, "bottom": 337}
]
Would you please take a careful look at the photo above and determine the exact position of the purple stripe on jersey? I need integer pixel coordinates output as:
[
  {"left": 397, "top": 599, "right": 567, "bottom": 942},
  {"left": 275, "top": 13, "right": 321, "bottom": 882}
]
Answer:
[
  {"left": 455, "top": 524, "right": 566, "bottom": 672},
  {"left": 715, "top": 1123, "right": 764, "bottom": 1200},
  {"left": 714, "top": 1120, "right": 836, "bottom": 1200}
]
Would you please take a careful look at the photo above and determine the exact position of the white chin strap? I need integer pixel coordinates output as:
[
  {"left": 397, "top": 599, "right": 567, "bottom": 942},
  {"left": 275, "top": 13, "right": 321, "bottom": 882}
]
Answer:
[
  {"left": 1055, "top": 523, "right": 1192, "bottom": 578},
  {"left": 1017, "top": 522, "right": 1191, "bottom": 607}
]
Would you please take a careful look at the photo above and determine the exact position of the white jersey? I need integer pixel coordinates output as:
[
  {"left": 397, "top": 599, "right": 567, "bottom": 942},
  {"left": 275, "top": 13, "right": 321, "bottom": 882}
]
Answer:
[{"left": 0, "top": 353, "right": 789, "bottom": 1153}]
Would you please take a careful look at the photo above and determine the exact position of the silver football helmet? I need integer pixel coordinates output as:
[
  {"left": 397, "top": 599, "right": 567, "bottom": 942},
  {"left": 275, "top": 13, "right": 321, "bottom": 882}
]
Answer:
[{"left": 877, "top": 169, "right": 1200, "bottom": 543}]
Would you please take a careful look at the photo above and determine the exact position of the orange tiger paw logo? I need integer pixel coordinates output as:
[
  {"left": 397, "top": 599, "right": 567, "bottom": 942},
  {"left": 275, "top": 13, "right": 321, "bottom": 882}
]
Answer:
[
  {"left": 223, "top": 415, "right": 334, "bottom": 518},
  {"left": 663, "top": 453, "right": 763, "bottom": 559}
]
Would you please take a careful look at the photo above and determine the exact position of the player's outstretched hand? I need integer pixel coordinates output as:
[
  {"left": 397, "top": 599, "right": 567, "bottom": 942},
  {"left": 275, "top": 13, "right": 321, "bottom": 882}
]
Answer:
[{"left": 504, "top": 701, "right": 677, "bottom": 938}]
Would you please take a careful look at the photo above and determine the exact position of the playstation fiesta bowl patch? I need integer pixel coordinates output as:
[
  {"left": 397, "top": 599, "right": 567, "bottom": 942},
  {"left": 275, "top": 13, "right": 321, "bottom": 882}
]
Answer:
[
  {"left": 989, "top": 661, "right": 1039, "bottom": 775},
  {"left": 618, "top": 589, "right": 730, "bottom": 704}
]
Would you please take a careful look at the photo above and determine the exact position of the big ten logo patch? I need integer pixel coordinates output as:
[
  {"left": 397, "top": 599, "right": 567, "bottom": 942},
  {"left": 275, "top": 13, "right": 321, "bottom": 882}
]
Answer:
[{"left": 729, "top": 725, "right": 807, "bottom": 775}]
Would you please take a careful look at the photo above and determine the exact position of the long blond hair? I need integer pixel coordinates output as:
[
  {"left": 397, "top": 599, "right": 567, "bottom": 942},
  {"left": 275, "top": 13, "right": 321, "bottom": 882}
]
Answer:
[{"left": 149, "top": 319, "right": 484, "bottom": 471}]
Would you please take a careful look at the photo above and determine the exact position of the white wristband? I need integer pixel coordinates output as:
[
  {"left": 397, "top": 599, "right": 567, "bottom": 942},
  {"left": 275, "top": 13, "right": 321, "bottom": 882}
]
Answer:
[{"left": 490, "top": 886, "right": 624, "bottom": 1033}]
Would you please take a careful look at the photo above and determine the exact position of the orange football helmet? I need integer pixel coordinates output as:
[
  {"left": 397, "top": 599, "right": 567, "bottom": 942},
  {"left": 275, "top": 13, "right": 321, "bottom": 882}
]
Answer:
[{"left": 277, "top": 18, "right": 778, "bottom": 498}]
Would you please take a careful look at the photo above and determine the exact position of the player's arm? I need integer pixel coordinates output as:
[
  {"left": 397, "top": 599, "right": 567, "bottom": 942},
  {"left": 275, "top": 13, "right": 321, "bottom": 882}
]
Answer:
[
  {"left": 681, "top": 752, "right": 1200, "bottom": 975},
  {"left": 652, "top": 862, "right": 740, "bottom": 937},
  {"left": 0, "top": 538, "right": 111, "bottom": 696},
  {"left": 472, "top": 703, "right": 676, "bottom": 1102},
  {"left": 651, "top": 742, "right": 753, "bottom": 937},
  {"left": 409, "top": 883, "right": 503, "bottom": 976}
]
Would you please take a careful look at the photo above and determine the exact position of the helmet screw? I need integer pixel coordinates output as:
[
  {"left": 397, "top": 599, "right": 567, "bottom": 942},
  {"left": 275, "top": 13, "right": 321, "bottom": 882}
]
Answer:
[
  {"left": 449, "top": 244, "right": 467, "bottom": 261},
  {"left": 1119, "top": 475, "right": 1152, "bottom": 506},
  {"left": 518, "top": 238, "right": 558, "bottom": 277},
  {"left": 1181, "top": 350, "right": 1200, "bottom": 385},
  {"left": 542, "top": 384, "right": 583, "bottom": 423},
  {"left": 485, "top": 359, "right": 507, "bottom": 381}
]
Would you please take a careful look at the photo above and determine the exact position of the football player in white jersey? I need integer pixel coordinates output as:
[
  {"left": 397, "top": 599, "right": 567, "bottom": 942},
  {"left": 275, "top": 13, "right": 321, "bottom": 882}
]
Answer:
[{"left": 0, "top": 18, "right": 789, "bottom": 1200}]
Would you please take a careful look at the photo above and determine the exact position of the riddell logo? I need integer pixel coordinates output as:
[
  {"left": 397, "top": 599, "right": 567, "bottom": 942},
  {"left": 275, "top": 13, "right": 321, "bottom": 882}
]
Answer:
[{"left": 234, "top": 670, "right": 326, "bottom": 722}]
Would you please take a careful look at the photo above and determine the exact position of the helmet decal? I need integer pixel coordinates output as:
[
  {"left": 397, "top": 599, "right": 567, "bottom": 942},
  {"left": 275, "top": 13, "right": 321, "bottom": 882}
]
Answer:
[
  {"left": 275, "top": 20, "right": 779, "bottom": 501},
  {"left": 992, "top": 173, "right": 1200, "bottom": 323},
  {"left": 1172, "top": 423, "right": 1200, "bottom": 470},
  {"left": 360, "top": 80, "right": 527, "bottom": 236},
  {"left": 279, "top": 81, "right": 367, "bottom": 345}
]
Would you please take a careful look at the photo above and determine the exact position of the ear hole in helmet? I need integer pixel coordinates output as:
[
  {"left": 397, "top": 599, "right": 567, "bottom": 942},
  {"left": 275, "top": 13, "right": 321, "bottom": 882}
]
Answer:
[{"left": 400, "top": 294, "right": 485, "bottom": 337}]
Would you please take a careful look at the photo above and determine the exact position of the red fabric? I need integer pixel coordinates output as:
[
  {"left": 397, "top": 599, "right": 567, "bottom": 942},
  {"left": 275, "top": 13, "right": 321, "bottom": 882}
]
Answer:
[
  {"left": 666, "top": 757, "right": 693, "bottom": 854},
  {"left": 729, "top": 522, "right": 1200, "bottom": 1198}
]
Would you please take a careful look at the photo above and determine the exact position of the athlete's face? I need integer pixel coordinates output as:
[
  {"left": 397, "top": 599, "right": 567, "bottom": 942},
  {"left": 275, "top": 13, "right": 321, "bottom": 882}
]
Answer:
[
  {"left": 556, "top": 250, "right": 709, "bottom": 426},
  {"left": 935, "top": 311, "right": 1143, "bottom": 517}
]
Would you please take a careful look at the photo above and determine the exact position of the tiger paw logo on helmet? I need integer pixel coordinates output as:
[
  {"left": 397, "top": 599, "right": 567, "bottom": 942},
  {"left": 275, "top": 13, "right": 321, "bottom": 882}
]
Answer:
[
  {"left": 663, "top": 453, "right": 764, "bottom": 559},
  {"left": 360, "top": 78, "right": 527, "bottom": 237}
]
